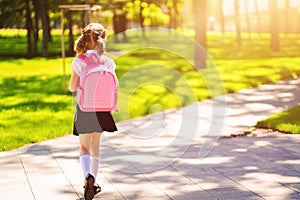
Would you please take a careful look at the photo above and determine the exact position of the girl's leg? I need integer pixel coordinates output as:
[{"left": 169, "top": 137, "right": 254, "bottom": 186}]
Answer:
[
  {"left": 80, "top": 133, "right": 100, "bottom": 199},
  {"left": 90, "top": 132, "right": 101, "bottom": 157},
  {"left": 79, "top": 134, "right": 92, "bottom": 178},
  {"left": 90, "top": 132, "right": 101, "bottom": 184}
]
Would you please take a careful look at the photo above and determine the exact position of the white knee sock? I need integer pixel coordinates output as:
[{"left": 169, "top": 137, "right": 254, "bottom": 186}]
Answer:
[
  {"left": 90, "top": 156, "right": 100, "bottom": 184},
  {"left": 80, "top": 155, "right": 91, "bottom": 178}
]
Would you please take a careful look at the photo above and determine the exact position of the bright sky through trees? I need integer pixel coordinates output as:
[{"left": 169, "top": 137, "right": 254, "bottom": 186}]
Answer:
[{"left": 222, "top": 0, "right": 300, "bottom": 16}]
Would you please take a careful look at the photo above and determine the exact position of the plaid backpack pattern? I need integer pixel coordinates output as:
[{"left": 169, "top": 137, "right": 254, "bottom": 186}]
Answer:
[{"left": 77, "top": 53, "right": 118, "bottom": 112}]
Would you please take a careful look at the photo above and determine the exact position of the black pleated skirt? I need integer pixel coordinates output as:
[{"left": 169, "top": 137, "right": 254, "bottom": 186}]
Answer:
[{"left": 73, "top": 105, "right": 117, "bottom": 136}]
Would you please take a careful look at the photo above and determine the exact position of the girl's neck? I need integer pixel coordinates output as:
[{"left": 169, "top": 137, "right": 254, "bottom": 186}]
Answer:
[{"left": 87, "top": 49, "right": 101, "bottom": 55}]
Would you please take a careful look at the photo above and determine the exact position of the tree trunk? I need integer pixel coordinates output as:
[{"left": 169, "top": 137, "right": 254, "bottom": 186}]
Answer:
[
  {"left": 194, "top": 0, "right": 207, "bottom": 69},
  {"left": 25, "top": 0, "right": 34, "bottom": 57},
  {"left": 245, "top": 0, "right": 251, "bottom": 40},
  {"left": 169, "top": 0, "right": 179, "bottom": 29},
  {"left": 253, "top": 0, "right": 261, "bottom": 34},
  {"left": 269, "top": 0, "right": 280, "bottom": 51},
  {"left": 234, "top": 0, "right": 242, "bottom": 44},
  {"left": 68, "top": 11, "right": 74, "bottom": 55},
  {"left": 139, "top": 1, "right": 145, "bottom": 38},
  {"left": 119, "top": 13, "right": 128, "bottom": 42},
  {"left": 219, "top": 0, "right": 225, "bottom": 33},
  {"left": 168, "top": 6, "right": 173, "bottom": 29},
  {"left": 39, "top": 0, "right": 50, "bottom": 57},
  {"left": 32, "top": 0, "right": 40, "bottom": 55},
  {"left": 45, "top": 2, "right": 52, "bottom": 42},
  {"left": 298, "top": 12, "right": 300, "bottom": 33},
  {"left": 113, "top": 12, "right": 119, "bottom": 43},
  {"left": 285, "top": 0, "right": 291, "bottom": 34}
]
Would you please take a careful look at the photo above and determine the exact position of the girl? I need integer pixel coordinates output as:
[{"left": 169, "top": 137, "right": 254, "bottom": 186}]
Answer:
[{"left": 69, "top": 23, "right": 118, "bottom": 200}]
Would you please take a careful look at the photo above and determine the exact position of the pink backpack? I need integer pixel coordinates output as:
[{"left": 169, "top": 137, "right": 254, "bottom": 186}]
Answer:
[{"left": 77, "top": 53, "right": 118, "bottom": 112}]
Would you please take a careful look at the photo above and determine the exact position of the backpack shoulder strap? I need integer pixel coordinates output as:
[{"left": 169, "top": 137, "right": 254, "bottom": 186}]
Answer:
[
  {"left": 77, "top": 55, "right": 87, "bottom": 61},
  {"left": 87, "top": 53, "right": 104, "bottom": 65}
]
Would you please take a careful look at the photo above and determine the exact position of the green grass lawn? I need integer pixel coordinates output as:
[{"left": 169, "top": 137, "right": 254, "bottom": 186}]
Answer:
[
  {"left": 0, "top": 58, "right": 74, "bottom": 150},
  {"left": 256, "top": 105, "right": 300, "bottom": 134},
  {"left": 1, "top": 30, "right": 300, "bottom": 151}
]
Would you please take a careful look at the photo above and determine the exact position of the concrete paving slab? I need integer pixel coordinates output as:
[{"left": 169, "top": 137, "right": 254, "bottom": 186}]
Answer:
[
  {"left": 207, "top": 186, "right": 262, "bottom": 200},
  {"left": 20, "top": 150, "right": 79, "bottom": 200},
  {"left": 100, "top": 166, "right": 169, "bottom": 199},
  {"left": 140, "top": 165, "right": 216, "bottom": 199},
  {"left": 1, "top": 78, "right": 300, "bottom": 199},
  {"left": 261, "top": 193, "right": 300, "bottom": 200},
  {"left": 285, "top": 183, "right": 300, "bottom": 193},
  {"left": 0, "top": 163, "right": 34, "bottom": 200}
]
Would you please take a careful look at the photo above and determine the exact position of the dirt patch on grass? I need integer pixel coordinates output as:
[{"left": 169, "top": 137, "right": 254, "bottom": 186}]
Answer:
[{"left": 222, "top": 127, "right": 293, "bottom": 138}]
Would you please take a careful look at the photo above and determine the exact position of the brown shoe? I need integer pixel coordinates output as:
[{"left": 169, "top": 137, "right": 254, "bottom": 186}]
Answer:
[
  {"left": 84, "top": 173, "right": 95, "bottom": 200},
  {"left": 94, "top": 184, "right": 101, "bottom": 195},
  {"left": 83, "top": 183, "right": 101, "bottom": 195}
]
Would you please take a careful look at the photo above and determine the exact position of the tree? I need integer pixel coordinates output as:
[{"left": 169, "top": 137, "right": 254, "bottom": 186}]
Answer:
[
  {"left": 139, "top": 0, "right": 146, "bottom": 37},
  {"left": 0, "top": 0, "right": 53, "bottom": 57},
  {"left": 245, "top": 0, "right": 251, "bottom": 39},
  {"left": 25, "top": 0, "right": 35, "bottom": 57},
  {"left": 284, "top": 0, "right": 291, "bottom": 34},
  {"left": 194, "top": 0, "right": 207, "bottom": 69},
  {"left": 0, "top": 0, "right": 23, "bottom": 28},
  {"left": 269, "top": 0, "right": 280, "bottom": 51},
  {"left": 219, "top": 0, "right": 225, "bottom": 33},
  {"left": 0, "top": 0, "right": 38, "bottom": 56},
  {"left": 167, "top": 0, "right": 180, "bottom": 29},
  {"left": 37, "top": 0, "right": 51, "bottom": 57},
  {"left": 99, "top": 0, "right": 129, "bottom": 42},
  {"left": 234, "top": 0, "right": 241, "bottom": 44},
  {"left": 32, "top": 0, "right": 40, "bottom": 49},
  {"left": 253, "top": 0, "right": 261, "bottom": 34},
  {"left": 67, "top": 11, "right": 75, "bottom": 56}
]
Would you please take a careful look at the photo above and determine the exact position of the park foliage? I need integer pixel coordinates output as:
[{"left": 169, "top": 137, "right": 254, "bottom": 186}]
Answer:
[{"left": 0, "top": 30, "right": 300, "bottom": 151}]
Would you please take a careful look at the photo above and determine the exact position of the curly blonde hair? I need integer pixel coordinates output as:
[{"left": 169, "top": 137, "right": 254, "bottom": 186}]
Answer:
[{"left": 74, "top": 23, "right": 106, "bottom": 56}]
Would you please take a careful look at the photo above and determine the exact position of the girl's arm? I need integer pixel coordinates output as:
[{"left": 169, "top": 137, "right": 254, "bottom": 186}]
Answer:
[{"left": 69, "top": 71, "right": 80, "bottom": 92}]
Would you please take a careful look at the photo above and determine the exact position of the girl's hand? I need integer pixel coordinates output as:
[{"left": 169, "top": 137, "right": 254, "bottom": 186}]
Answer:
[{"left": 69, "top": 71, "right": 80, "bottom": 92}]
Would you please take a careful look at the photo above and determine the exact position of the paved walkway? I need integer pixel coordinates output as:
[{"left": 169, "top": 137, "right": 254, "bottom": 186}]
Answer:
[{"left": 0, "top": 78, "right": 300, "bottom": 200}]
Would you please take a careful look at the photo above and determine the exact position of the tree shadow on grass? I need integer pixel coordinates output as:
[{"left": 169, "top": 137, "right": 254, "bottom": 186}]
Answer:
[
  {"left": 0, "top": 75, "right": 72, "bottom": 112},
  {"left": 0, "top": 75, "right": 71, "bottom": 97},
  {"left": 0, "top": 99, "right": 70, "bottom": 112}
]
